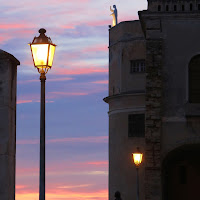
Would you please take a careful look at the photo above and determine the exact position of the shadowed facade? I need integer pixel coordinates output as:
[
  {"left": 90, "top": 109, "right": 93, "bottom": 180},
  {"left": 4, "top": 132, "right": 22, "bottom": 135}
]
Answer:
[
  {"left": 0, "top": 50, "right": 19, "bottom": 200},
  {"left": 104, "top": 0, "right": 200, "bottom": 199}
]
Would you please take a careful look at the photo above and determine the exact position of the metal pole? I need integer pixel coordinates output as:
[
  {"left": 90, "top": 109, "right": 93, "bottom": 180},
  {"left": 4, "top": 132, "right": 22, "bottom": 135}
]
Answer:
[
  {"left": 136, "top": 167, "right": 139, "bottom": 200},
  {"left": 39, "top": 72, "right": 46, "bottom": 200}
]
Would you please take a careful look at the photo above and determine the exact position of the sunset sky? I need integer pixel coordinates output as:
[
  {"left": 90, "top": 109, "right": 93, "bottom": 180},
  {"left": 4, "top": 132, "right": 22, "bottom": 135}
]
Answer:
[{"left": 0, "top": 0, "right": 147, "bottom": 199}]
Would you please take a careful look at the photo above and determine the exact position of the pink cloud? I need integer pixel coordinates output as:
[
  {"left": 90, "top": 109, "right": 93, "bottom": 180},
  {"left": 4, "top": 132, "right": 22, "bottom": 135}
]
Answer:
[
  {"left": 83, "top": 45, "right": 108, "bottom": 53},
  {"left": 86, "top": 19, "right": 111, "bottom": 27},
  {"left": 0, "top": 35, "right": 12, "bottom": 44},
  {"left": 48, "top": 136, "right": 108, "bottom": 144},
  {"left": 87, "top": 161, "right": 108, "bottom": 166},
  {"left": 0, "top": 24, "right": 29, "bottom": 29},
  {"left": 55, "top": 67, "right": 108, "bottom": 75},
  {"left": 17, "top": 139, "right": 39, "bottom": 145},
  {"left": 48, "top": 91, "right": 88, "bottom": 97},
  {"left": 17, "top": 136, "right": 108, "bottom": 145},
  {"left": 49, "top": 0, "right": 89, "bottom": 4},
  {"left": 17, "top": 167, "right": 38, "bottom": 175},
  {"left": 18, "top": 77, "right": 73, "bottom": 84},
  {"left": 61, "top": 25, "right": 76, "bottom": 29}
]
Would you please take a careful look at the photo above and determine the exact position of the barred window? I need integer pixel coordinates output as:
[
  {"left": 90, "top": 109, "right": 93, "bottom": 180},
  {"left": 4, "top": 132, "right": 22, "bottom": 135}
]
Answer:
[
  {"left": 130, "top": 60, "right": 145, "bottom": 73},
  {"left": 128, "top": 114, "right": 145, "bottom": 137}
]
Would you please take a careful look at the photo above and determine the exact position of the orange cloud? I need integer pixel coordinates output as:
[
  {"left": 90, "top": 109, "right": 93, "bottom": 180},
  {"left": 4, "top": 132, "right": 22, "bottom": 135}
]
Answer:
[
  {"left": 91, "top": 80, "right": 108, "bottom": 84},
  {"left": 16, "top": 185, "right": 27, "bottom": 189},
  {"left": 17, "top": 100, "right": 54, "bottom": 104},
  {"left": 17, "top": 100, "right": 33, "bottom": 104},
  {"left": 16, "top": 189, "right": 108, "bottom": 200},
  {"left": 57, "top": 184, "right": 92, "bottom": 189},
  {"left": 16, "top": 160, "right": 108, "bottom": 176}
]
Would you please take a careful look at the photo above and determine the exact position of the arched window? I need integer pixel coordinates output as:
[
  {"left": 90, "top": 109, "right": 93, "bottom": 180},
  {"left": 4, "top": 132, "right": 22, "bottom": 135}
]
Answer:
[
  {"left": 189, "top": 55, "right": 200, "bottom": 103},
  {"left": 158, "top": 5, "right": 161, "bottom": 11},
  {"left": 166, "top": 5, "right": 169, "bottom": 11}
]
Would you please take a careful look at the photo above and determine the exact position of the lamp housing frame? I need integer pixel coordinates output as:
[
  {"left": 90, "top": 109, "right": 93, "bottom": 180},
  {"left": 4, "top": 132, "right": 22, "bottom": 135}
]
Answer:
[{"left": 29, "top": 28, "right": 56, "bottom": 74}]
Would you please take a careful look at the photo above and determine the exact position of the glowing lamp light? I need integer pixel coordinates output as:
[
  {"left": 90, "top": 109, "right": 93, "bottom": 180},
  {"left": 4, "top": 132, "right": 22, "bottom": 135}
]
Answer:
[
  {"left": 29, "top": 28, "right": 56, "bottom": 74},
  {"left": 132, "top": 148, "right": 143, "bottom": 167}
]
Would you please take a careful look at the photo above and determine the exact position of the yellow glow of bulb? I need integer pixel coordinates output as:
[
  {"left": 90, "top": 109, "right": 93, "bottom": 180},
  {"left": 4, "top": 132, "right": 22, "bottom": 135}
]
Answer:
[
  {"left": 31, "top": 44, "right": 48, "bottom": 67},
  {"left": 132, "top": 153, "right": 143, "bottom": 167}
]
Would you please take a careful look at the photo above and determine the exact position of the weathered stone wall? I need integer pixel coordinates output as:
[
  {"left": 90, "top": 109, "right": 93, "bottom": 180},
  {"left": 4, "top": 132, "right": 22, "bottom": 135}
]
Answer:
[
  {"left": 139, "top": 8, "right": 200, "bottom": 200},
  {"left": 0, "top": 50, "right": 19, "bottom": 200},
  {"left": 145, "top": 39, "right": 163, "bottom": 200}
]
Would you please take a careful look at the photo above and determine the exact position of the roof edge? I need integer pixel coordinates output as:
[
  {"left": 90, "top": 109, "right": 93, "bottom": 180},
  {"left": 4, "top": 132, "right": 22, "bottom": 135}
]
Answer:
[{"left": 0, "top": 49, "right": 20, "bottom": 65}]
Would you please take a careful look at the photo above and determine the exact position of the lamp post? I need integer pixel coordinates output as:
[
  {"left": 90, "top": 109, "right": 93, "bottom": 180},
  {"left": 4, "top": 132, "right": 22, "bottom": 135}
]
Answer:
[
  {"left": 132, "top": 147, "right": 143, "bottom": 200},
  {"left": 29, "top": 28, "right": 56, "bottom": 200}
]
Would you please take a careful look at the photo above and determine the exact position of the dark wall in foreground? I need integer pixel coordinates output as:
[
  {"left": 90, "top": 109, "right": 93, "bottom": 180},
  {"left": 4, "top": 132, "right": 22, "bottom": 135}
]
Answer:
[{"left": 0, "top": 50, "right": 19, "bottom": 200}]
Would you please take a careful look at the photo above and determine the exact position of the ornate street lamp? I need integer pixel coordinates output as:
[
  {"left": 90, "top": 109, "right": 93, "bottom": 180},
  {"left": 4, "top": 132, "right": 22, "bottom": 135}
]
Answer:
[
  {"left": 29, "top": 28, "right": 56, "bottom": 200},
  {"left": 132, "top": 147, "right": 143, "bottom": 200}
]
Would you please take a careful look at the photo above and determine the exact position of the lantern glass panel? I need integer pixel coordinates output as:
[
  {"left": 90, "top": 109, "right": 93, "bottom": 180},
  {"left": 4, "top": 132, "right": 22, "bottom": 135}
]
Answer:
[
  {"left": 31, "top": 44, "right": 49, "bottom": 67},
  {"left": 132, "top": 153, "right": 143, "bottom": 166},
  {"left": 48, "top": 44, "right": 56, "bottom": 67}
]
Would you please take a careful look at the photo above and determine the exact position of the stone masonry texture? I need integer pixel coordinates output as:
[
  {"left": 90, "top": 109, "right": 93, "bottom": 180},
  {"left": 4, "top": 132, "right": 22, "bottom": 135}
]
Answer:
[
  {"left": 0, "top": 50, "right": 19, "bottom": 200},
  {"left": 145, "top": 39, "right": 163, "bottom": 200}
]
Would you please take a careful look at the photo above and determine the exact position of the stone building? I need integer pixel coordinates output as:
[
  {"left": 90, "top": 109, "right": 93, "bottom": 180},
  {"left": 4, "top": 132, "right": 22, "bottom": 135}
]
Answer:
[
  {"left": 0, "top": 50, "right": 19, "bottom": 200},
  {"left": 104, "top": 0, "right": 200, "bottom": 199}
]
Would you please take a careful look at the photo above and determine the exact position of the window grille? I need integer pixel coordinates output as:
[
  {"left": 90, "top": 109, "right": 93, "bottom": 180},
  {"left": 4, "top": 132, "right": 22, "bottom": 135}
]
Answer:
[
  {"left": 128, "top": 114, "right": 145, "bottom": 137},
  {"left": 130, "top": 60, "right": 145, "bottom": 73}
]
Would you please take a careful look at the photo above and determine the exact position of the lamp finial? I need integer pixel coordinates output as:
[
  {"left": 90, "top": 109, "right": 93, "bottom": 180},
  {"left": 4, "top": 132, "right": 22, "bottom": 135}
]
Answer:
[{"left": 39, "top": 28, "right": 46, "bottom": 34}]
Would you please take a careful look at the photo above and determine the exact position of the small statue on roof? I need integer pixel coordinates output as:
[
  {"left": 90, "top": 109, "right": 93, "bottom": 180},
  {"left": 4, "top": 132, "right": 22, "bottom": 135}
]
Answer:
[{"left": 110, "top": 5, "right": 118, "bottom": 27}]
